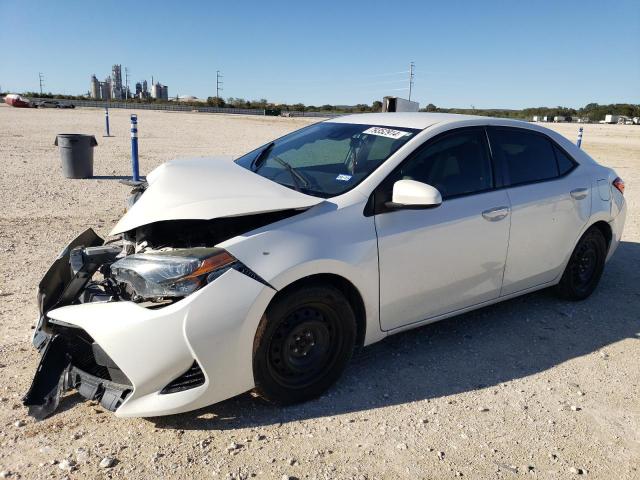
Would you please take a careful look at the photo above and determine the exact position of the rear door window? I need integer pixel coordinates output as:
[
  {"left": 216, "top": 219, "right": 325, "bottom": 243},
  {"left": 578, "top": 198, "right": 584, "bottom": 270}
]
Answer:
[{"left": 488, "top": 128, "right": 559, "bottom": 186}]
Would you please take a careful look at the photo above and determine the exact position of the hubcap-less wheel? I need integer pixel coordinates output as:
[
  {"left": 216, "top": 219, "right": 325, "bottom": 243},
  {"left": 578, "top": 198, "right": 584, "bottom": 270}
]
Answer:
[
  {"left": 252, "top": 284, "right": 357, "bottom": 405},
  {"left": 555, "top": 227, "right": 607, "bottom": 300},
  {"left": 268, "top": 305, "right": 340, "bottom": 389},
  {"left": 574, "top": 241, "right": 597, "bottom": 285}
]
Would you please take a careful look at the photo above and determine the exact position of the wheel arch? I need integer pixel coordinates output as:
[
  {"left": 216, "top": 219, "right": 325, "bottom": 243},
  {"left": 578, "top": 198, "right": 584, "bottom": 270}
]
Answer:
[
  {"left": 554, "top": 216, "right": 614, "bottom": 286},
  {"left": 270, "top": 273, "right": 367, "bottom": 348},
  {"left": 589, "top": 220, "right": 612, "bottom": 251}
]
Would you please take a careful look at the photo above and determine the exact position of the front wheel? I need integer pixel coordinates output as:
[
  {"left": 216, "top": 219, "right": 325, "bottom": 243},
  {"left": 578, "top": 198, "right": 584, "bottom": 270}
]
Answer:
[
  {"left": 555, "top": 227, "right": 607, "bottom": 300},
  {"left": 252, "top": 284, "right": 356, "bottom": 405}
]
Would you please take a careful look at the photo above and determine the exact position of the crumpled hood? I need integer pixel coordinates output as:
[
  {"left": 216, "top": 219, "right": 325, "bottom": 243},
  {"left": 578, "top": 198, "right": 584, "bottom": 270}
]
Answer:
[{"left": 110, "top": 157, "right": 323, "bottom": 235}]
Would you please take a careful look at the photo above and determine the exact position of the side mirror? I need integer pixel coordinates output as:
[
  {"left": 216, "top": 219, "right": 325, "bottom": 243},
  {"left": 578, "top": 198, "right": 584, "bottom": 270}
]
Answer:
[{"left": 387, "top": 179, "right": 442, "bottom": 209}]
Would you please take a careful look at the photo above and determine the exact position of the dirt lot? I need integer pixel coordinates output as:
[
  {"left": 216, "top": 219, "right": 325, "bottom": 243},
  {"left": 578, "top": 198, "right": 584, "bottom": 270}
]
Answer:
[{"left": 0, "top": 105, "right": 638, "bottom": 479}]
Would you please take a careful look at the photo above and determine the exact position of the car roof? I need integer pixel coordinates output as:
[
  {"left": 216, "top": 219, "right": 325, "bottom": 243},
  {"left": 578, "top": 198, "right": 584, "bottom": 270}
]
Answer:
[
  {"left": 327, "top": 112, "right": 596, "bottom": 169},
  {"left": 327, "top": 112, "right": 530, "bottom": 130}
]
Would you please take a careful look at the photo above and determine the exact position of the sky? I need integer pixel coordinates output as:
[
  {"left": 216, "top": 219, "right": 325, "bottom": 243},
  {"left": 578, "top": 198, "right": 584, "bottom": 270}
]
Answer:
[{"left": 1, "top": 0, "right": 638, "bottom": 109}]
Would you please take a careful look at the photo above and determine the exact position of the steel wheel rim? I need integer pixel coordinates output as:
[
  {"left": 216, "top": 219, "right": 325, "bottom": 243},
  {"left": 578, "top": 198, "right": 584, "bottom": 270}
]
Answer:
[
  {"left": 267, "top": 304, "right": 341, "bottom": 389},
  {"left": 572, "top": 240, "right": 599, "bottom": 289}
]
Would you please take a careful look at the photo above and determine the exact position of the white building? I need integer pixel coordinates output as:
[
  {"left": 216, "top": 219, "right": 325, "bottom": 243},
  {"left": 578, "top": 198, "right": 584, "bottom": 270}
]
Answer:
[
  {"left": 151, "top": 82, "right": 169, "bottom": 101},
  {"left": 90, "top": 75, "right": 100, "bottom": 99}
]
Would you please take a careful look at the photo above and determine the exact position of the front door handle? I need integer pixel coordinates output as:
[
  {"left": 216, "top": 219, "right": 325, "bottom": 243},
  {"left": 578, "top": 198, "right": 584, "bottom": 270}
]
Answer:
[
  {"left": 570, "top": 188, "right": 589, "bottom": 200},
  {"left": 482, "top": 206, "right": 510, "bottom": 222}
]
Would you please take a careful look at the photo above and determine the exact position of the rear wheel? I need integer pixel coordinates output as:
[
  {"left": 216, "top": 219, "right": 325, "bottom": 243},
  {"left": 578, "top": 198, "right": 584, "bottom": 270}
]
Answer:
[
  {"left": 555, "top": 227, "right": 607, "bottom": 300},
  {"left": 253, "top": 284, "right": 356, "bottom": 405}
]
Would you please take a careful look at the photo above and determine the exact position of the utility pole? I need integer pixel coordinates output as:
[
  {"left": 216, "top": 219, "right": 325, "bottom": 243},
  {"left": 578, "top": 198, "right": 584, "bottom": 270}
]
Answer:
[
  {"left": 216, "top": 70, "right": 223, "bottom": 99},
  {"left": 38, "top": 72, "right": 45, "bottom": 96},
  {"left": 408, "top": 62, "right": 415, "bottom": 101},
  {"left": 125, "top": 67, "right": 130, "bottom": 100}
]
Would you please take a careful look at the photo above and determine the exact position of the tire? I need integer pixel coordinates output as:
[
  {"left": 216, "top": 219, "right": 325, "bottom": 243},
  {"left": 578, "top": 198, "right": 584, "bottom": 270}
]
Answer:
[
  {"left": 252, "top": 284, "right": 356, "bottom": 405},
  {"left": 555, "top": 227, "right": 607, "bottom": 300}
]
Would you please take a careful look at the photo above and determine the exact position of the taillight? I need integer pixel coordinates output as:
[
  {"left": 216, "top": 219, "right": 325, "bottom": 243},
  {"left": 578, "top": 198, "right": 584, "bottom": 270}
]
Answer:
[{"left": 613, "top": 177, "right": 625, "bottom": 195}]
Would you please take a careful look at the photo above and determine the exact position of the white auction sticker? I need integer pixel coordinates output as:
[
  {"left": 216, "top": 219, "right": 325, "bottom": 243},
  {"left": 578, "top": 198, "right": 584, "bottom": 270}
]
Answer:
[{"left": 362, "top": 127, "right": 410, "bottom": 139}]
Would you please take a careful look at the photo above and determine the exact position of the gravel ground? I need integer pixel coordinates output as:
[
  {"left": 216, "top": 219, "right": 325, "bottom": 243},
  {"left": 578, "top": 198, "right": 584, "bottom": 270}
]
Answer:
[{"left": 0, "top": 105, "right": 638, "bottom": 480}]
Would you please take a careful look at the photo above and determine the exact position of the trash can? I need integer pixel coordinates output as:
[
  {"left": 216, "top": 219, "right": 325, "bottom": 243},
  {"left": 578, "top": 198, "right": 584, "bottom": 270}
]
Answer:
[{"left": 54, "top": 134, "right": 98, "bottom": 179}]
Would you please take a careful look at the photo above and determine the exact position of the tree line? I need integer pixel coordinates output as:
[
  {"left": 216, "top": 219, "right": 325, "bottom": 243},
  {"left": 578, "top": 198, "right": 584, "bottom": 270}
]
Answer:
[
  {"left": 204, "top": 97, "right": 383, "bottom": 114},
  {"left": 10, "top": 92, "right": 639, "bottom": 121},
  {"left": 422, "top": 102, "right": 640, "bottom": 121}
]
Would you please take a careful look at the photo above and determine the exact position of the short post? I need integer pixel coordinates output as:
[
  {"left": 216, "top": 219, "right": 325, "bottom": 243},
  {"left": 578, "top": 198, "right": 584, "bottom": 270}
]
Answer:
[
  {"left": 576, "top": 127, "right": 583, "bottom": 149},
  {"left": 103, "top": 107, "right": 111, "bottom": 137},
  {"left": 130, "top": 114, "right": 140, "bottom": 181}
]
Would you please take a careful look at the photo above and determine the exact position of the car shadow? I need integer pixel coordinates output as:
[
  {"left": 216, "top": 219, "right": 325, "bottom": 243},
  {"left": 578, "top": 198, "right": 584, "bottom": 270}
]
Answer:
[{"left": 152, "top": 240, "right": 640, "bottom": 431}]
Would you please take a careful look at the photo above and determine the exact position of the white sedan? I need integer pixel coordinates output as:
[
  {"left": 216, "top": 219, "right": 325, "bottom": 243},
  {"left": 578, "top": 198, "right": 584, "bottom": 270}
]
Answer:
[{"left": 24, "top": 113, "right": 626, "bottom": 419}]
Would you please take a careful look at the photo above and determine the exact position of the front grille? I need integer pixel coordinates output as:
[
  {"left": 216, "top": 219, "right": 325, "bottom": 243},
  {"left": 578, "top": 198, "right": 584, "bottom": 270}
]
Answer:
[
  {"left": 160, "top": 361, "right": 205, "bottom": 394},
  {"left": 63, "top": 331, "right": 111, "bottom": 380},
  {"left": 49, "top": 325, "right": 130, "bottom": 385}
]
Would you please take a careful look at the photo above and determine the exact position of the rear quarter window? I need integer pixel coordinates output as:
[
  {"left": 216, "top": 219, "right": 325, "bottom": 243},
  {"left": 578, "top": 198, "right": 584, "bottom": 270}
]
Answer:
[{"left": 553, "top": 144, "right": 577, "bottom": 175}]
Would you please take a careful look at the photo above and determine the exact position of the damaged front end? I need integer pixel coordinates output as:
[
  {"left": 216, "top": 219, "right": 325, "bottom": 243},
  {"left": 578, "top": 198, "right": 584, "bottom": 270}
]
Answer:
[
  {"left": 24, "top": 157, "right": 321, "bottom": 419},
  {"left": 24, "top": 210, "right": 298, "bottom": 419},
  {"left": 24, "top": 228, "right": 132, "bottom": 419}
]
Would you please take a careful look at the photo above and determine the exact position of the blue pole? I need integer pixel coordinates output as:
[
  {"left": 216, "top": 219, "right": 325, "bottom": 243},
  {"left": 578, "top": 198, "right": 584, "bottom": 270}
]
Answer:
[
  {"left": 130, "top": 114, "right": 140, "bottom": 181},
  {"left": 576, "top": 127, "right": 583, "bottom": 148},
  {"left": 104, "top": 107, "right": 111, "bottom": 137}
]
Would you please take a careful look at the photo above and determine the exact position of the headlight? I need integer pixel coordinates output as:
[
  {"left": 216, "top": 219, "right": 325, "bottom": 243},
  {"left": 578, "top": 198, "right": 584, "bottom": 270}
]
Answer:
[{"left": 110, "top": 247, "right": 236, "bottom": 299}]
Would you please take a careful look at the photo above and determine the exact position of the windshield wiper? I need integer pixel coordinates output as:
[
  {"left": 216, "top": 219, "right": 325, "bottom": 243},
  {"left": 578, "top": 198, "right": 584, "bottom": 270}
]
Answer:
[
  {"left": 251, "top": 142, "right": 275, "bottom": 172},
  {"left": 272, "top": 156, "right": 309, "bottom": 192}
]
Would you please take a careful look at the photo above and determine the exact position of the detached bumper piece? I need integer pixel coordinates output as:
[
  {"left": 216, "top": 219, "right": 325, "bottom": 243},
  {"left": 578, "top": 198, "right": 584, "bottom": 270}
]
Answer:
[
  {"left": 23, "top": 330, "right": 132, "bottom": 420},
  {"left": 67, "top": 367, "right": 131, "bottom": 412},
  {"left": 22, "top": 335, "right": 71, "bottom": 420}
]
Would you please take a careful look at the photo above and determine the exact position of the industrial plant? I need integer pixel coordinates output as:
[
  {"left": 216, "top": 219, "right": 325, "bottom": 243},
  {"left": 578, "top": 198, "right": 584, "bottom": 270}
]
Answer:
[{"left": 89, "top": 64, "right": 168, "bottom": 101}]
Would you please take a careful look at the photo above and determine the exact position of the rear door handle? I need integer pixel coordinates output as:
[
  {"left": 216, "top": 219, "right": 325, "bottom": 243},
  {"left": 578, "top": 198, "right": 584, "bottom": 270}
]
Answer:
[
  {"left": 570, "top": 188, "right": 589, "bottom": 200},
  {"left": 482, "top": 206, "right": 510, "bottom": 222}
]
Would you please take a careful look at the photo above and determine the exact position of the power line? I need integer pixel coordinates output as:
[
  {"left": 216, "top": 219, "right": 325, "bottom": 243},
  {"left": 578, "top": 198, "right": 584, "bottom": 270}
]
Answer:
[
  {"left": 38, "top": 72, "right": 44, "bottom": 95},
  {"left": 360, "top": 86, "right": 410, "bottom": 95},
  {"left": 216, "top": 70, "right": 223, "bottom": 99},
  {"left": 359, "top": 79, "right": 409, "bottom": 87},
  {"left": 361, "top": 70, "right": 411, "bottom": 78}
]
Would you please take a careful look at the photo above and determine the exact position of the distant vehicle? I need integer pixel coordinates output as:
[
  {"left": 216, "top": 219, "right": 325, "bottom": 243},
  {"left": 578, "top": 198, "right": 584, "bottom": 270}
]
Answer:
[
  {"left": 34, "top": 100, "right": 58, "bottom": 108},
  {"left": 24, "top": 113, "right": 626, "bottom": 419},
  {"left": 4, "top": 94, "right": 33, "bottom": 108},
  {"left": 34, "top": 100, "right": 75, "bottom": 109},
  {"left": 382, "top": 96, "right": 419, "bottom": 112},
  {"left": 605, "top": 114, "right": 620, "bottom": 124}
]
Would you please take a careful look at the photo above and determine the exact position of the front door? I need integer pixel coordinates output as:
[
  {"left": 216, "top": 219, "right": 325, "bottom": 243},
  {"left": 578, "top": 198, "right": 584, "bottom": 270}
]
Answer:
[{"left": 374, "top": 128, "right": 511, "bottom": 331}]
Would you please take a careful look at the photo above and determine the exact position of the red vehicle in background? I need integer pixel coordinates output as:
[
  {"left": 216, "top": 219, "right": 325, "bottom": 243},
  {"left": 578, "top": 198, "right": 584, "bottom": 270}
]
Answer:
[{"left": 4, "top": 94, "right": 33, "bottom": 108}]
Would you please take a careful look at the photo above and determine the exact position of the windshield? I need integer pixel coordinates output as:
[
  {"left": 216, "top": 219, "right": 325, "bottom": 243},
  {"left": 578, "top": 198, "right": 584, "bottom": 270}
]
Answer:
[{"left": 235, "top": 122, "right": 419, "bottom": 197}]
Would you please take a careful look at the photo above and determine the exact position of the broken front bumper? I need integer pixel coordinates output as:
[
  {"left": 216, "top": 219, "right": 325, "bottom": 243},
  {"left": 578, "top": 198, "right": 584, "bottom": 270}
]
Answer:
[
  {"left": 23, "top": 332, "right": 132, "bottom": 419},
  {"left": 24, "top": 228, "right": 130, "bottom": 419},
  {"left": 24, "top": 230, "right": 277, "bottom": 419}
]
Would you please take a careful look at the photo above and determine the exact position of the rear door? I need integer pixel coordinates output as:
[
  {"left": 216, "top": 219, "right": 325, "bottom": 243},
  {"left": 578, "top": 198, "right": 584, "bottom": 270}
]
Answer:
[
  {"left": 374, "top": 128, "right": 511, "bottom": 330},
  {"left": 487, "top": 127, "right": 591, "bottom": 295}
]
